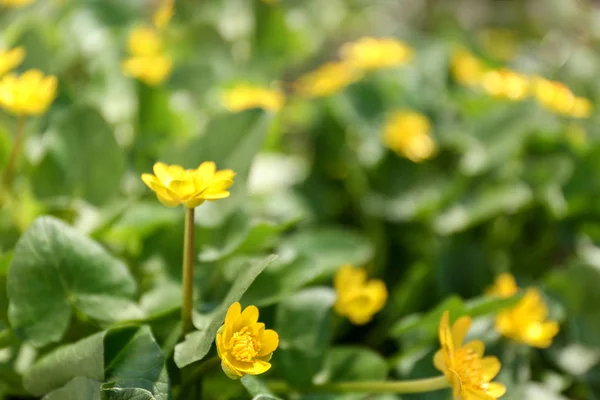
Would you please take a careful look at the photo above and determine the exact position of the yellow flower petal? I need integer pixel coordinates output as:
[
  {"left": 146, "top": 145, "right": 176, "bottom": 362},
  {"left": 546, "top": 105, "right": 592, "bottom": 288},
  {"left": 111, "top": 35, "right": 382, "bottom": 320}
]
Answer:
[
  {"left": 433, "top": 349, "right": 445, "bottom": 371},
  {"left": 196, "top": 161, "right": 217, "bottom": 181},
  {"left": 258, "top": 329, "right": 279, "bottom": 356},
  {"left": 235, "top": 305, "right": 259, "bottom": 330},
  {"left": 486, "top": 382, "right": 507, "bottom": 397},
  {"left": 481, "top": 356, "right": 501, "bottom": 381},
  {"left": 169, "top": 179, "right": 196, "bottom": 198},
  {"left": 463, "top": 340, "right": 485, "bottom": 358},
  {"left": 451, "top": 316, "right": 471, "bottom": 348}
]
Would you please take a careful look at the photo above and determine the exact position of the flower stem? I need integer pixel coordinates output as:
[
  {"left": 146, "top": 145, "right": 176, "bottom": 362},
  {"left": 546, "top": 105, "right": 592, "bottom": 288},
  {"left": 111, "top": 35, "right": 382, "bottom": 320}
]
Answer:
[
  {"left": 182, "top": 206, "right": 195, "bottom": 335},
  {"left": 269, "top": 376, "right": 449, "bottom": 394},
  {"left": 2, "top": 116, "right": 26, "bottom": 186}
]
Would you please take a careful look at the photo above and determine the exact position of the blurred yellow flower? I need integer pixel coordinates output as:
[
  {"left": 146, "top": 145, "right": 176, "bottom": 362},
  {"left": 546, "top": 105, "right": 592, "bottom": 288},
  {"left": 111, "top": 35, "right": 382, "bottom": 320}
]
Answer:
[
  {"left": 334, "top": 265, "right": 387, "bottom": 325},
  {"left": 223, "top": 84, "right": 285, "bottom": 112},
  {"left": 0, "top": 70, "right": 57, "bottom": 116},
  {"left": 481, "top": 68, "right": 529, "bottom": 101},
  {"left": 570, "top": 97, "right": 593, "bottom": 119},
  {"left": 0, "top": 47, "right": 25, "bottom": 77},
  {"left": 141, "top": 161, "right": 235, "bottom": 208},
  {"left": 295, "top": 62, "right": 360, "bottom": 98},
  {"left": 486, "top": 272, "right": 518, "bottom": 298},
  {"left": 128, "top": 27, "right": 163, "bottom": 57},
  {"left": 496, "top": 288, "right": 559, "bottom": 348},
  {"left": 383, "top": 110, "right": 436, "bottom": 162},
  {"left": 216, "top": 302, "right": 279, "bottom": 379},
  {"left": 340, "top": 37, "right": 413, "bottom": 71},
  {"left": 122, "top": 54, "right": 172, "bottom": 86},
  {"left": 434, "top": 311, "right": 506, "bottom": 400},
  {"left": 153, "top": 0, "right": 174, "bottom": 29},
  {"left": 450, "top": 48, "right": 484, "bottom": 86},
  {"left": 0, "top": 0, "right": 35, "bottom": 6}
]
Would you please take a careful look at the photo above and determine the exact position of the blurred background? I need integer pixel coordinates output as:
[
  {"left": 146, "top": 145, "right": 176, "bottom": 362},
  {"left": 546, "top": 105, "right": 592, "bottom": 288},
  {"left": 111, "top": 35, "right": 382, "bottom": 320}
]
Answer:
[{"left": 1, "top": 0, "right": 600, "bottom": 399}]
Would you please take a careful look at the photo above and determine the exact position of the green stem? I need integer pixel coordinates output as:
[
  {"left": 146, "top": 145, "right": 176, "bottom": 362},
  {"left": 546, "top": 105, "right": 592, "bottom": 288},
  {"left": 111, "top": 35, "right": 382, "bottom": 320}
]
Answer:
[
  {"left": 182, "top": 206, "right": 195, "bottom": 335},
  {"left": 2, "top": 116, "right": 25, "bottom": 186},
  {"left": 270, "top": 376, "right": 449, "bottom": 394},
  {"left": 181, "top": 356, "right": 221, "bottom": 387}
]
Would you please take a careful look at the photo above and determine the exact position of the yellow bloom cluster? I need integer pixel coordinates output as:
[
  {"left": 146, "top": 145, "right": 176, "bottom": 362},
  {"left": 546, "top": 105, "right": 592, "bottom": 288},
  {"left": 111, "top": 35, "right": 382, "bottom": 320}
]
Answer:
[
  {"left": 383, "top": 110, "right": 437, "bottom": 162},
  {"left": 488, "top": 273, "right": 559, "bottom": 348},
  {"left": 0, "top": 0, "right": 35, "bottom": 7},
  {"left": 295, "top": 37, "right": 413, "bottom": 98},
  {"left": 122, "top": 26, "right": 172, "bottom": 86},
  {"left": 216, "top": 302, "right": 279, "bottom": 379},
  {"left": 435, "top": 312, "right": 506, "bottom": 400},
  {"left": 451, "top": 48, "right": 593, "bottom": 118},
  {"left": 340, "top": 37, "right": 413, "bottom": 71},
  {"left": 334, "top": 265, "right": 387, "bottom": 325},
  {"left": 533, "top": 77, "right": 592, "bottom": 118},
  {"left": 0, "top": 70, "right": 57, "bottom": 116},
  {"left": 222, "top": 84, "right": 285, "bottom": 112},
  {"left": 481, "top": 68, "right": 529, "bottom": 101},
  {"left": 141, "top": 161, "right": 235, "bottom": 208}
]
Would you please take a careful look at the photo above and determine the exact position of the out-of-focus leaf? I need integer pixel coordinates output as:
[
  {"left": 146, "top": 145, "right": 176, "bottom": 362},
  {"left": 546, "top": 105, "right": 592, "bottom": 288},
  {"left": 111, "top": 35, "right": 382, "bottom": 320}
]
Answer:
[
  {"left": 36, "top": 105, "right": 126, "bottom": 205},
  {"left": 275, "top": 287, "right": 336, "bottom": 387},
  {"left": 24, "top": 326, "right": 168, "bottom": 399},
  {"left": 279, "top": 227, "right": 374, "bottom": 278},
  {"left": 320, "top": 346, "right": 388, "bottom": 382},
  {"left": 174, "top": 255, "right": 276, "bottom": 368},
  {"left": 241, "top": 375, "right": 281, "bottom": 400},
  {"left": 42, "top": 377, "right": 101, "bottom": 400},
  {"left": 8, "top": 217, "right": 140, "bottom": 347}
]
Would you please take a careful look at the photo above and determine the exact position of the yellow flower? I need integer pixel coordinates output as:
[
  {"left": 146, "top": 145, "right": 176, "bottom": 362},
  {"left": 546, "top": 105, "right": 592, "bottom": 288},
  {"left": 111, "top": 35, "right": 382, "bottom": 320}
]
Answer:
[
  {"left": 122, "top": 54, "right": 172, "bottom": 86},
  {"left": 216, "top": 302, "right": 279, "bottom": 379},
  {"left": 570, "top": 97, "right": 593, "bottom": 119},
  {"left": 295, "top": 62, "right": 360, "bottom": 98},
  {"left": 481, "top": 68, "right": 529, "bottom": 100},
  {"left": 0, "top": 0, "right": 35, "bottom": 6},
  {"left": 383, "top": 110, "right": 436, "bottom": 162},
  {"left": 0, "top": 70, "right": 57, "bottom": 116},
  {"left": 434, "top": 311, "right": 506, "bottom": 400},
  {"left": 533, "top": 77, "right": 575, "bottom": 115},
  {"left": 128, "top": 27, "right": 163, "bottom": 57},
  {"left": 451, "top": 49, "right": 485, "bottom": 86},
  {"left": 153, "top": 0, "right": 174, "bottom": 29},
  {"left": 339, "top": 37, "right": 413, "bottom": 71},
  {"left": 0, "top": 47, "right": 25, "bottom": 77},
  {"left": 141, "top": 161, "right": 235, "bottom": 208},
  {"left": 223, "top": 84, "right": 285, "bottom": 112},
  {"left": 334, "top": 265, "right": 387, "bottom": 325},
  {"left": 495, "top": 288, "right": 559, "bottom": 348},
  {"left": 486, "top": 273, "right": 518, "bottom": 298}
]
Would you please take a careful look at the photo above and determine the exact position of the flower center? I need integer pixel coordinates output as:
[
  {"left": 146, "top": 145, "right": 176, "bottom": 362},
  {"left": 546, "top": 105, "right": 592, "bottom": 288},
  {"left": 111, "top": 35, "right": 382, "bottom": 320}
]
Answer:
[
  {"left": 452, "top": 348, "right": 487, "bottom": 392},
  {"left": 230, "top": 327, "right": 260, "bottom": 363}
]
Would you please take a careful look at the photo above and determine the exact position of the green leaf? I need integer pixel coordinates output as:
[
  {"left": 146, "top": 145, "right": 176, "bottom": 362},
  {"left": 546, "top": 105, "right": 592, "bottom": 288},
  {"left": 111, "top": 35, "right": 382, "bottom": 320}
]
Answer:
[
  {"left": 174, "top": 255, "right": 276, "bottom": 368},
  {"left": 34, "top": 105, "right": 126, "bottom": 205},
  {"left": 43, "top": 377, "right": 102, "bottom": 400},
  {"left": 322, "top": 346, "right": 388, "bottom": 382},
  {"left": 8, "top": 217, "right": 140, "bottom": 347},
  {"left": 24, "top": 326, "right": 168, "bottom": 399},
  {"left": 241, "top": 375, "right": 282, "bottom": 400},
  {"left": 24, "top": 332, "right": 105, "bottom": 395},
  {"left": 279, "top": 227, "right": 374, "bottom": 279},
  {"left": 275, "top": 287, "right": 336, "bottom": 387},
  {"left": 102, "top": 326, "right": 169, "bottom": 399}
]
